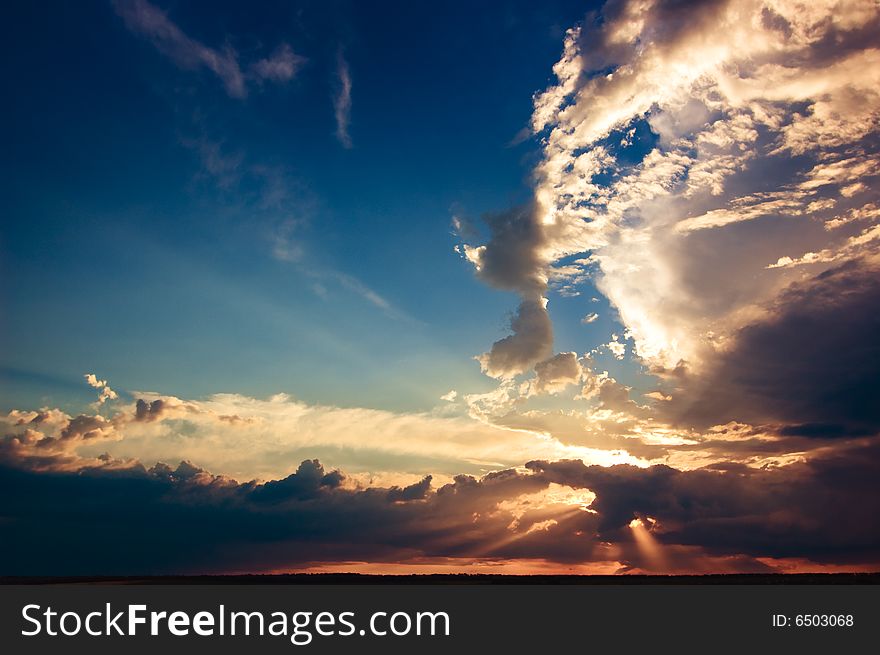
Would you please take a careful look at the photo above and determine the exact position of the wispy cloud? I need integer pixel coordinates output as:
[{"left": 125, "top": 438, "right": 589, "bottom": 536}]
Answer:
[
  {"left": 113, "top": 0, "right": 246, "bottom": 97},
  {"left": 333, "top": 49, "right": 353, "bottom": 148},
  {"left": 303, "top": 268, "right": 420, "bottom": 324},
  {"left": 178, "top": 131, "right": 410, "bottom": 323},
  {"left": 180, "top": 135, "right": 244, "bottom": 189},
  {"left": 113, "top": 0, "right": 304, "bottom": 98},
  {"left": 251, "top": 43, "right": 306, "bottom": 84}
]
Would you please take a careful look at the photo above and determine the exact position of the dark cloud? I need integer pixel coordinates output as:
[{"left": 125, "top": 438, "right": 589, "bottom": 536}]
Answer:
[
  {"left": 251, "top": 459, "right": 345, "bottom": 504},
  {"left": 467, "top": 204, "right": 548, "bottom": 297},
  {"left": 0, "top": 456, "right": 545, "bottom": 575},
  {"left": 134, "top": 398, "right": 166, "bottom": 422},
  {"left": 461, "top": 203, "right": 558, "bottom": 378},
  {"left": 479, "top": 299, "right": 554, "bottom": 378},
  {"left": 58, "top": 415, "right": 111, "bottom": 442},
  {"left": 529, "top": 440, "right": 880, "bottom": 564},
  {"left": 2, "top": 439, "right": 878, "bottom": 574},
  {"left": 387, "top": 476, "right": 432, "bottom": 502},
  {"left": 673, "top": 258, "right": 880, "bottom": 436}
]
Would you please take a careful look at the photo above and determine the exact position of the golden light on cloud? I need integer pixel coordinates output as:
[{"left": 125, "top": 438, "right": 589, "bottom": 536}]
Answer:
[
  {"left": 629, "top": 517, "right": 667, "bottom": 573},
  {"left": 497, "top": 483, "right": 597, "bottom": 525},
  {"left": 452, "top": 483, "right": 602, "bottom": 558}
]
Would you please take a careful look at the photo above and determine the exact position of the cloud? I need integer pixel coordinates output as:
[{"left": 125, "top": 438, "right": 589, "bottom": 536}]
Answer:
[
  {"left": 0, "top": 410, "right": 123, "bottom": 472},
  {"left": 460, "top": 203, "right": 560, "bottom": 379},
  {"left": 465, "top": 0, "right": 880, "bottom": 386},
  {"left": 0, "top": 389, "right": 646, "bottom": 483},
  {"left": 605, "top": 334, "right": 625, "bottom": 360},
  {"left": 766, "top": 224, "right": 880, "bottom": 269},
  {"left": 8, "top": 0, "right": 878, "bottom": 577},
  {"left": 457, "top": 0, "right": 880, "bottom": 470},
  {"left": 528, "top": 440, "right": 880, "bottom": 567},
  {"left": 303, "top": 268, "right": 419, "bottom": 323},
  {"left": 174, "top": 138, "right": 410, "bottom": 322},
  {"left": 2, "top": 440, "right": 877, "bottom": 575},
  {"left": 461, "top": 203, "right": 549, "bottom": 297},
  {"left": 181, "top": 136, "right": 244, "bottom": 189},
  {"left": 84, "top": 373, "right": 118, "bottom": 405},
  {"left": 477, "top": 298, "right": 554, "bottom": 379},
  {"left": 673, "top": 256, "right": 880, "bottom": 436},
  {"left": 528, "top": 352, "right": 584, "bottom": 395},
  {"left": 251, "top": 44, "right": 306, "bottom": 84},
  {"left": 334, "top": 50, "right": 353, "bottom": 148},
  {"left": 113, "top": 0, "right": 303, "bottom": 98},
  {"left": 113, "top": 0, "right": 246, "bottom": 97}
]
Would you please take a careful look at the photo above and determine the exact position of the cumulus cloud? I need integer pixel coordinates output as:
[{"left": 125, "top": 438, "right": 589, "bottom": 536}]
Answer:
[
  {"left": 605, "top": 334, "right": 626, "bottom": 360},
  {"left": 468, "top": 0, "right": 880, "bottom": 377},
  {"left": 2, "top": 441, "right": 877, "bottom": 575},
  {"left": 462, "top": 204, "right": 549, "bottom": 297},
  {"left": 674, "top": 256, "right": 880, "bottom": 436},
  {"left": 528, "top": 440, "right": 880, "bottom": 568},
  {"left": 0, "top": 410, "right": 123, "bottom": 472},
  {"left": 114, "top": 0, "right": 304, "bottom": 97},
  {"left": 462, "top": 0, "right": 880, "bottom": 450},
  {"left": 84, "top": 373, "right": 118, "bottom": 404},
  {"left": 461, "top": 203, "right": 558, "bottom": 379},
  {"left": 527, "top": 352, "right": 584, "bottom": 395},
  {"left": 477, "top": 298, "right": 554, "bottom": 379}
]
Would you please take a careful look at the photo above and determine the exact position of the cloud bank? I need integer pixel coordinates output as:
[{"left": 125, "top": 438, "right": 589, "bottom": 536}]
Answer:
[{"left": 2, "top": 437, "right": 877, "bottom": 575}]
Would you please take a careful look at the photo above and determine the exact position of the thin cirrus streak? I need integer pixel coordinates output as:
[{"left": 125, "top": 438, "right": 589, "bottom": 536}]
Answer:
[
  {"left": 334, "top": 49, "right": 354, "bottom": 148},
  {"left": 113, "top": 0, "right": 305, "bottom": 97}
]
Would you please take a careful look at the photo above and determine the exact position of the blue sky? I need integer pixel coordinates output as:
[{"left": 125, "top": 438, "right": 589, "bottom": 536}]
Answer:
[{"left": 1, "top": 0, "right": 629, "bottom": 413}]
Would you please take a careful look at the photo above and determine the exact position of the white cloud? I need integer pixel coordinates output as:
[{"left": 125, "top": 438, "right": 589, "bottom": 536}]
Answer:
[
  {"left": 499, "top": 0, "right": 880, "bottom": 378},
  {"left": 84, "top": 373, "right": 118, "bottom": 405},
  {"left": 605, "top": 334, "right": 626, "bottom": 360},
  {"left": 767, "top": 224, "right": 880, "bottom": 269}
]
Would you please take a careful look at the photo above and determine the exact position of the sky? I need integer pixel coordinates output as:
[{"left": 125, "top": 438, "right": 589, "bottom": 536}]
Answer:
[{"left": 1, "top": 0, "right": 879, "bottom": 576}]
